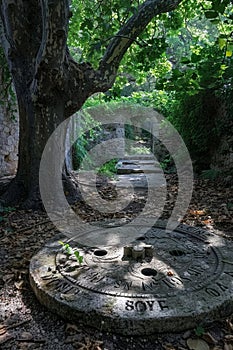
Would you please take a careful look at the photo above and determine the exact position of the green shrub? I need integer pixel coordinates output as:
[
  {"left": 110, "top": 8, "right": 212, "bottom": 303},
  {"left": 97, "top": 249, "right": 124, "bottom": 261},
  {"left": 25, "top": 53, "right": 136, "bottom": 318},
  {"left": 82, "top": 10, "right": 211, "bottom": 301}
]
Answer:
[{"left": 97, "top": 159, "right": 118, "bottom": 178}]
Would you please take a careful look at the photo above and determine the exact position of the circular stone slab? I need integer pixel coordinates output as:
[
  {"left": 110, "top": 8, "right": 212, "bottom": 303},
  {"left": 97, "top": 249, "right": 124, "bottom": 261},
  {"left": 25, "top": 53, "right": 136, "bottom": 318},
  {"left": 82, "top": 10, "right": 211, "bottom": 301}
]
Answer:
[{"left": 30, "top": 223, "right": 233, "bottom": 335}]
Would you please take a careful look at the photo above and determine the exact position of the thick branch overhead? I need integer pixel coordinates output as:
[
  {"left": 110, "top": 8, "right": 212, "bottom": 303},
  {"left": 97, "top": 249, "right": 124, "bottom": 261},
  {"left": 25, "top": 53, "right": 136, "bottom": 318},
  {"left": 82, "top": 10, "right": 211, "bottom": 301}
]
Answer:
[
  {"left": 0, "top": 0, "right": 184, "bottom": 118},
  {"left": 96, "top": 0, "right": 184, "bottom": 90}
]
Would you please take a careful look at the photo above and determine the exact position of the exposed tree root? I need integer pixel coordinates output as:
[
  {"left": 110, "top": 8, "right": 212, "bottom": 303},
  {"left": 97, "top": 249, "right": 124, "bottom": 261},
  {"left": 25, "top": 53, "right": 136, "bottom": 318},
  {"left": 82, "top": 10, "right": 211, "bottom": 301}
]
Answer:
[
  {"left": 0, "top": 177, "right": 26, "bottom": 207},
  {"left": 0, "top": 172, "right": 81, "bottom": 210}
]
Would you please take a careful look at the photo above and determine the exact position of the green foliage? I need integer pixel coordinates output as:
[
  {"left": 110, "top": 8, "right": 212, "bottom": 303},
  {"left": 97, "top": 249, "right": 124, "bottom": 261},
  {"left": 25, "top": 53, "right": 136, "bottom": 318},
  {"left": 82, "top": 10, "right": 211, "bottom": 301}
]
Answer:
[
  {"left": 68, "top": 1, "right": 145, "bottom": 66},
  {"left": 72, "top": 110, "right": 101, "bottom": 170},
  {"left": 84, "top": 1, "right": 233, "bottom": 172},
  {"left": 74, "top": 251, "right": 84, "bottom": 264},
  {"left": 200, "top": 169, "right": 222, "bottom": 180},
  {"left": 227, "top": 202, "right": 233, "bottom": 210},
  {"left": 59, "top": 241, "right": 73, "bottom": 255},
  {"left": 124, "top": 124, "right": 134, "bottom": 140},
  {"left": 127, "top": 146, "right": 151, "bottom": 155},
  {"left": 157, "top": 3, "right": 233, "bottom": 170},
  {"left": 0, "top": 206, "right": 16, "bottom": 213},
  {"left": 97, "top": 159, "right": 118, "bottom": 178},
  {"left": 68, "top": 0, "right": 232, "bottom": 97},
  {"left": 160, "top": 155, "right": 174, "bottom": 173},
  {"left": 165, "top": 90, "right": 223, "bottom": 170},
  {"left": 58, "top": 241, "right": 83, "bottom": 264},
  {"left": 194, "top": 325, "right": 205, "bottom": 337},
  {"left": 0, "top": 206, "right": 16, "bottom": 221}
]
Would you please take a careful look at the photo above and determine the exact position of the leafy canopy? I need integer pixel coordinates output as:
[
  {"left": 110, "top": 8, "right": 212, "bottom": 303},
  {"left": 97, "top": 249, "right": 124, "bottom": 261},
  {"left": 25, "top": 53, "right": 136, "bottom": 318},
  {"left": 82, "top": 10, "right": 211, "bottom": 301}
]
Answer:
[{"left": 68, "top": 0, "right": 232, "bottom": 94}]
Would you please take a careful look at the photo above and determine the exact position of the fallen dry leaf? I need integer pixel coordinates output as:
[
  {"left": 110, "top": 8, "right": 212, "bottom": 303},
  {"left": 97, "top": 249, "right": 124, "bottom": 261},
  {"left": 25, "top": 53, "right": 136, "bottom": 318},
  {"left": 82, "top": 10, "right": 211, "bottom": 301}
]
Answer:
[
  {"left": 187, "top": 338, "right": 210, "bottom": 350},
  {"left": 19, "top": 331, "right": 33, "bottom": 340},
  {"left": 0, "top": 324, "right": 7, "bottom": 336},
  {"left": 65, "top": 334, "right": 82, "bottom": 344},
  {"left": 74, "top": 337, "right": 103, "bottom": 350},
  {"left": 225, "top": 335, "right": 233, "bottom": 341},
  {"left": 0, "top": 331, "right": 14, "bottom": 344},
  {"left": 162, "top": 343, "right": 176, "bottom": 350},
  {"left": 14, "top": 280, "right": 24, "bottom": 290},
  {"left": 2, "top": 273, "right": 14, "bottom": 283},
  {"left": 65, "top": 323, "right": 80, "bottom": 334},
  {"left": 202, "top": 332, "right": 217, "bottom": 345},
  {"left": 224, "top": 343, "right": 233, "bottom": 350},
  {"left": 226, "top": 319, "right": 233, "bottom": 332},
  {"left": 189, "top": 210, "right": 206, "bottom": 216}
]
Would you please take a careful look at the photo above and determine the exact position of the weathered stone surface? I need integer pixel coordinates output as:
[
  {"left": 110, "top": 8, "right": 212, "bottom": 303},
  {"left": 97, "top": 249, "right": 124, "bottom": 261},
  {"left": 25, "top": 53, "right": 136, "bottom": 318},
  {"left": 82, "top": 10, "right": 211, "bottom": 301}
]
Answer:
[
  {"left": 30, "top": 222, "right": 233, "bottom": 335},
  {"left": 114, "top": 155, "right": 164, "bottom": 188},
  {"left": 117, "top": 162, "right": 161, "bottom": 174},
  {"left": 123, "top": 154, "right": 156, "bottom": 160},
  {"left": 0, "top": 104, "right": 19, "bottom": 177},
  {"left": 112, "top": 173, "right": 165, "bottom": 189}
]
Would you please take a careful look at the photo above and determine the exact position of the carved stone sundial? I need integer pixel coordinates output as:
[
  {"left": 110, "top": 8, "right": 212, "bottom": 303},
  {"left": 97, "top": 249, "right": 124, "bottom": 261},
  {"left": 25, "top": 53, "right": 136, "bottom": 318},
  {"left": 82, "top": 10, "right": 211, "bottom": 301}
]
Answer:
[{"left": 30, "top": 222, "right": 233, "bottom": 335}]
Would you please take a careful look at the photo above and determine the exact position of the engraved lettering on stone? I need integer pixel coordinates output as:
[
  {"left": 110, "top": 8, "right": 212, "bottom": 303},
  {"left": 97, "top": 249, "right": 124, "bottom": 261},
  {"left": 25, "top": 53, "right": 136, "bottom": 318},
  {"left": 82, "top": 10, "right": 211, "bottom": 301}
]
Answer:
[
  {"left": 114, "top": 280, "right": 133, "bottom": 290},
  {"left": 125, "top": 300, "right": 168, "bottom": 312},
  {"left": 157, "top": 300, "right": 169, "bottom": 310},
  {"left": 224, "top": 271, "right": 233, "bottom": 277},
  {"left": 187, "top": 266, "right": 204, "bottom": 276},
  {"left": 85, "top": 271, "right": 105, "bottom": 283},
  {"left": 162, "top": 276, "right": 183, "bottom": 288},
  {"left": 193, "top": 252, "right": 207, "bottom": 259},
  {"left": 41, "top": 273, "right": 59, "bottom": 281},
  {"left": 142, "top": 281, "right": 154, "bottom": 291},
  {"left": 55, "top": 227, "right": 220, "bottom": 297},
  {"left": 125, "top": 300, "right": 134, "bottom": 311},
  {"left": 30, "top": 223, "right": 233, "bottom": 334},
  {"left": 47, "top": 280, "right": 71, "bottom": 292},
  {"left": 135, "top": 301, "right": 147, "bottom": 312},
  {"left": 42, "top": 274, "right": 60, "bottom": 287},
  {"left": 205, "top": 287, "right": 221, "bottom": 297},
  {"left": 216, "top": 281, "right": 228, "bottom": 292},
  {"left": 57, "top": 281, "right": 74, "bottom": 293},
  {"left": 222, "top": 260, "right": 233, "bottom": 265},
  {"left": 146, "top": 300, "right": 155, "bottom": 311}
]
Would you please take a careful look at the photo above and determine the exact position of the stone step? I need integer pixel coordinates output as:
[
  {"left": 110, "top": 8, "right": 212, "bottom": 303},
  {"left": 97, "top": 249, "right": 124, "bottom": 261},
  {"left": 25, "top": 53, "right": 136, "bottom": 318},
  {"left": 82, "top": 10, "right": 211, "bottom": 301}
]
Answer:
[
  {"left": 136, "top": 160, "right": 159, "bottom": 165},
  {"left": 115, "top": 155, "right": 163, "bottom": 188},
  {"left": 117, "top": 166, "right": 161, "bottom": 174},
  {"left": 122, "top": 154, "right": 155, "bottom": 160},
  {"left": 116, "top": 158, "right": 160, "bottom": 175},
  {"left": 118, "top": 159, "right": 160, "bottom": 166},
  {"left": 112, "top": 173, "right": 165, "bottom": 188}
]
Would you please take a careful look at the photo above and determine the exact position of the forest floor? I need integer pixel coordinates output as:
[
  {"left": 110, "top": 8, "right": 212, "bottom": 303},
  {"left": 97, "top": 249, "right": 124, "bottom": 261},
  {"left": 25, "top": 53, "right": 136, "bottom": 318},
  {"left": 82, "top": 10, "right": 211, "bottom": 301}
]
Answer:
[{"left": 0, "top": 174, "right": 233, "bottom": 350}]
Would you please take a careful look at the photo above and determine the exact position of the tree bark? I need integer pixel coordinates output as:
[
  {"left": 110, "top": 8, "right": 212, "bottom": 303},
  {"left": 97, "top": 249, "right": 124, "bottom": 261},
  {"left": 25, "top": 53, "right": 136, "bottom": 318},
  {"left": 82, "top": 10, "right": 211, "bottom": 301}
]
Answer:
[{"left": 0, "top": 0, "right": 184, "bottom": 208}]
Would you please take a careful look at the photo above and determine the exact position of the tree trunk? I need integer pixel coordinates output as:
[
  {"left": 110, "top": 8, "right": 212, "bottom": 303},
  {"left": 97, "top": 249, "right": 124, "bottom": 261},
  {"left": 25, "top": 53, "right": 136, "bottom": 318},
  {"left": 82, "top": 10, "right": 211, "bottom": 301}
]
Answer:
[
  {"left": 2, "top": 88, "right": 65, "bottom": 208},
  {"left": 0, "top": 0, "right": 184, "bottom": 208}
]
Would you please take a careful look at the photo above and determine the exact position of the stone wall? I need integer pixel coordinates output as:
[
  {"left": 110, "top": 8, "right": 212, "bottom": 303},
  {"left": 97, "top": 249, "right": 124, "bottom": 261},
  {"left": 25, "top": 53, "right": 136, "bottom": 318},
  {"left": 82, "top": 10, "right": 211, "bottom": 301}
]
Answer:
[
  {"left": 210, "top": 99, "right": 233, "bottom": 182},
  {"left": 84, "top": 123, "right": 125, "bottom": 167},
  {"left": 211, "top": 119, "right": 233, "bottom": 183},
  {"left": 0, "top": 104, "right": 19, "bottom": 177},
  {"left": 212, "top": 133, "right": 233, "bottom": 168}
]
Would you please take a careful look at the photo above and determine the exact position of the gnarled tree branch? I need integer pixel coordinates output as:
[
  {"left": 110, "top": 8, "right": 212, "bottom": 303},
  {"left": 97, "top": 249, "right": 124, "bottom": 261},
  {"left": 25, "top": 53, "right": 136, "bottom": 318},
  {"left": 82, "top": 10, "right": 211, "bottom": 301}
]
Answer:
[
  {"left": 37, "top": 0, "right": 69, "bottom": 70},
  {"left": 0, "top": 0, "right": 41, "bottom": 60},
  {"left": 95, "top": 0, "right": 184, "bottom": 91},
  {"left": 32, "top": 0, "right": 70, "bottom": 97},
  {"left": 63, "top": 0, "right": 184, "bottom": 117}
]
